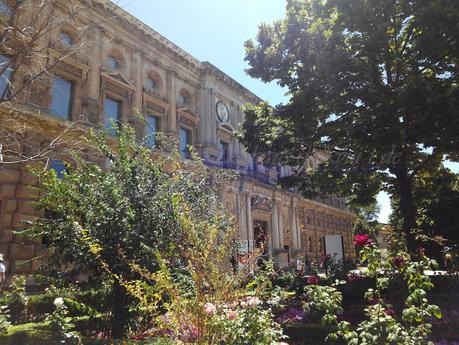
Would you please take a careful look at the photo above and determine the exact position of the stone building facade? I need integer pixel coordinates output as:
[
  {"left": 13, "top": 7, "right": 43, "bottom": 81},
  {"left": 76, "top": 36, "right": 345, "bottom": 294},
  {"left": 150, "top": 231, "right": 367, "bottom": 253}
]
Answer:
[{"left": 0, "top": 0, "right": 355, "bottom": 274}]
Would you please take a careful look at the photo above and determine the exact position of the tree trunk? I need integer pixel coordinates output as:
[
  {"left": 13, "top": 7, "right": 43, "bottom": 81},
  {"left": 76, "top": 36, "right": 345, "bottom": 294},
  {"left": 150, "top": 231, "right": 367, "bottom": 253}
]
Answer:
[
  {"left": 394, "top": 163, "right": 418, "bottom": 251},
  {"left": 110, "top": 282, "right": 129, "bottom": 339}
]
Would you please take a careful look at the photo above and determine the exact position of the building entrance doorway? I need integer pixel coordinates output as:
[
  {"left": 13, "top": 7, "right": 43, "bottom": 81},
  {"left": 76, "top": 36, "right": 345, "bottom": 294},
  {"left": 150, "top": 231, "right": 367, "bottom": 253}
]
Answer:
[{"left": 254, "top": 221, "right": 268, "bottom": 255}]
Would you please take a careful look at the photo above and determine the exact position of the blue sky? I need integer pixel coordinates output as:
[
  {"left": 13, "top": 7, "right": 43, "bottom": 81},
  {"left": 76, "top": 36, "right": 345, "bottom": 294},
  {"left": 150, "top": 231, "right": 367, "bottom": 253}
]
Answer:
[
  {"left": 120, "top": 0, "right": 288, "bottom": 105},
  {"left": 120, "top": 0, "right": 458, "bottom": 223}
]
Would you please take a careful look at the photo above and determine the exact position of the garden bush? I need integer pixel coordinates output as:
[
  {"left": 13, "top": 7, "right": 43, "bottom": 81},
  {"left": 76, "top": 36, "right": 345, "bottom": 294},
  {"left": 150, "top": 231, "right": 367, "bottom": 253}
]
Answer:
[{"left": 21, "top": 124, "right": 238, "bottom": 338}]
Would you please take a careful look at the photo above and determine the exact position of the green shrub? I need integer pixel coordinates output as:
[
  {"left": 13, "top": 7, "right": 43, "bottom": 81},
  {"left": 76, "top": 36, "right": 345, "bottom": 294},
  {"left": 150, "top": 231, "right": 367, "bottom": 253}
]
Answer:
[
  {"left": 0, "top": 305, "right": 11, "bottom": 335},
  {"left": 4, "top": 275, "right": 28, "bottom": 324}
]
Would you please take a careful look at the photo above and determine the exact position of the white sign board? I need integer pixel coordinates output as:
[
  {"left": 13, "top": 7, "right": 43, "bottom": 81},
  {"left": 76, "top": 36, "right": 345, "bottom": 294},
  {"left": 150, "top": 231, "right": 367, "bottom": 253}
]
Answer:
[{"left": 324, "top": 235, "right": 344, "bottom": 262}]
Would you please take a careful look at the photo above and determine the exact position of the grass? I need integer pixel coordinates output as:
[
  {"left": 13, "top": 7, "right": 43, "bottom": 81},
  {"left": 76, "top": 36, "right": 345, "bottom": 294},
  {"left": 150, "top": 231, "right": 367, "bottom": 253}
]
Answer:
[{"left": 0, "top": 322, "right": 175, "bottom": 345}]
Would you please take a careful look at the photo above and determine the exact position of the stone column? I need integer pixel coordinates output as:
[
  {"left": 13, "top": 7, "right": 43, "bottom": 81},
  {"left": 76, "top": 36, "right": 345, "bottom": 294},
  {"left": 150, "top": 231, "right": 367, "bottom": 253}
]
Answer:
[
  {"left": 237, "top": 193, "right": 248, "bottom": 240},
  {"left": 87, "top": 28, "right": 103, "bottom": 100},
  {"left": 166, "top": 70, "right": 177, "bottom": 136},
  {"left": 245, "top": 194, "right": 253, "bottom": 251},
  {"left": 278, "top": 202, "right": 284, "bottom": 248},
  {"left": 291, "top": 201, "right": 300, "bottom": 249},
  {"left": 209, "top": 91, "right": 217, "bottom": 146},
  {"left": 198, "top": 86, "right": 212, "bottom": 146},
  {"left": 133, "top": 51, "right": 143, "bottom": 112}
]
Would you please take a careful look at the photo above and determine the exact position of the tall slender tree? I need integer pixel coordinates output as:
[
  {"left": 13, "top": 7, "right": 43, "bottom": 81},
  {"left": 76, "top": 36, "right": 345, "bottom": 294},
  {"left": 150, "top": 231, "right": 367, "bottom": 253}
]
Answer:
[{"left": 239, "top": 0, "right": 459, "bottom": 249}]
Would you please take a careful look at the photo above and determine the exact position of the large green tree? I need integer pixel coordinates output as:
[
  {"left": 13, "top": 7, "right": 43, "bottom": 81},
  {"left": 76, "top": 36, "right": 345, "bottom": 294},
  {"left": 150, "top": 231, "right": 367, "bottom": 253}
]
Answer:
[
  {"left": 391, "top": 165, "right": 459, "bottom": 260},
  {"left": 240, "top": 0, "right": 459, "bottom": 249}
]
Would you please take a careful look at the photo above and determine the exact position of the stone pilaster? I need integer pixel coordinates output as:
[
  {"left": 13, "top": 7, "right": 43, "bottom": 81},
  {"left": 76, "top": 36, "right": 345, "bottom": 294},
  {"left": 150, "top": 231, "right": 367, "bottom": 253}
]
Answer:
[
  {"left": 271, "top": 199, "right": 280, "bottom": 249},
  {"left": 166, "top": 70, "right": 177, "bottom": 137},
  {"left": 291, "top": 199, "right": 300, "bottom": 249}
]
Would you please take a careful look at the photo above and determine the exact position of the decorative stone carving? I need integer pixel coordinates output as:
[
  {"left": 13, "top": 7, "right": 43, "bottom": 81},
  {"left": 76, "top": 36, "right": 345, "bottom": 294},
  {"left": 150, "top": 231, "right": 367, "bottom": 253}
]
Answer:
[{"left": 251, "top": 196, "right": 272, "bottom": 212}]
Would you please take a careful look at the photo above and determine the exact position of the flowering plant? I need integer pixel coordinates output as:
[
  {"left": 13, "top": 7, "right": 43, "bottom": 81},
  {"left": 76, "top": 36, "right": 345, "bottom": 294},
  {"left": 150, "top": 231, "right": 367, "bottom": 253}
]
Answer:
[
  {"left": 304, "top": 239, "right": 443, "bottom": 344},
  {"left": 46, "top": 297, "right": 81, "bottom": 344},
  {"left": 90, "top": 192, "right": 284, "bottom": 344}
]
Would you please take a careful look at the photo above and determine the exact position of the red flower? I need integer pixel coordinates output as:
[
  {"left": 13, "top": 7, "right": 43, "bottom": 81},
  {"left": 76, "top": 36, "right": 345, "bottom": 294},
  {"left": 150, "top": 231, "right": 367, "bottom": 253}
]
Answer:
[
  {"left": 320, "top": 254, "right": 332, "bottom": 264},
  {"left": 417, "top": 247, "right": 425, "bottom": 256},
  {"left": 354, "top": 234, "right": 371, "bottom": 248},
  {"left": 394, "top": 256, "right": 405, "bottom": 268},
  {"left": 307, "top": 275, "right": 319, "bottom": 285}
]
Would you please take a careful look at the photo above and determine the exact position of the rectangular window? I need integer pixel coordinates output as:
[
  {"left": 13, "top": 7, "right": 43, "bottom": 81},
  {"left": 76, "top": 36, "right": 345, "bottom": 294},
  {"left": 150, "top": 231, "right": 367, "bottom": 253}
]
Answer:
[
  {"left": 104, "top": 97, "right": 121, "bottom": 136},
  {"left": 0, "top": 55, "right": 12, "bottom": 99},
  {"left": 50, "top": 76, "right": 73, "bottom": 119},
  {"left": 49, "top": 159, "right": 66, "bottom": 179},
  {"left": 146, "top": 115, "right": 159, "bottom": 148},
  {"left": 219, "top": 141, "right": 228, "bottom": 162},
  {"left": 179, "top": 127, "right": 191, "bottom": 159}
]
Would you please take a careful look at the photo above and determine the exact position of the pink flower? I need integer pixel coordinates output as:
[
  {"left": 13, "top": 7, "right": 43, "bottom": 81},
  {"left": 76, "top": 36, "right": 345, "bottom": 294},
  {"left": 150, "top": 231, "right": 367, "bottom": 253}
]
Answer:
[
  {"left": 227, "top": 310, "right": 237, "bottom": 320},
  {"left": 354, "top": 234, "right": 371, "bottom": 248},
  {"left": 203, "top": 302, "right": 216, "bottom": 316},
  {"left": 247, "top": 296, "right": 260, "bottom": 307},
  {"left": 307, "top": 275, "right": 319, "bottom": 285},
  {"left": 385, "top": 309, "right": 395, "bottom": 317}
]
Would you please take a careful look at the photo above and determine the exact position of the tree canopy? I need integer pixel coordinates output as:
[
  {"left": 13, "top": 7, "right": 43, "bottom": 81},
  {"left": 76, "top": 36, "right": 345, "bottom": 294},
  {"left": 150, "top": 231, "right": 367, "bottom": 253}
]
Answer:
[{"left": 239, "top": 0, "right": 459, "bottom": 248}]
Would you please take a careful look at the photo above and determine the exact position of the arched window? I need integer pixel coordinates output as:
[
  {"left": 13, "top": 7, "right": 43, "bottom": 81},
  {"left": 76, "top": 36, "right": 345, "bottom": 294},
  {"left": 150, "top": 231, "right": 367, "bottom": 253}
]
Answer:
[
  {"left": 146, "top": 72, "right": 161, "bottom": 91},
  {"left": 179, "top": 89, "right": 191, "bottom": 106},
  {"left": 106, "top": 49, "right": 125, "bottom": 71},
  {"left": 107, "top": 56, "right": 120, "bottom": 70}
]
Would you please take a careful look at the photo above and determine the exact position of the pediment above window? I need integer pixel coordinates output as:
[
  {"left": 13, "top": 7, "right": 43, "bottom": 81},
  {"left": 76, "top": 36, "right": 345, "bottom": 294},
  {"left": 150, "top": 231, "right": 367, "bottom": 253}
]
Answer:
[
  {"left": 178, "top": 107, "right": 199, "bottom": 127},
  {"left": 218, "top": 122, "right": 235, "bottom": 134},
  {"left": 101, "top": 71, "right": 135, "bottom": 91}
]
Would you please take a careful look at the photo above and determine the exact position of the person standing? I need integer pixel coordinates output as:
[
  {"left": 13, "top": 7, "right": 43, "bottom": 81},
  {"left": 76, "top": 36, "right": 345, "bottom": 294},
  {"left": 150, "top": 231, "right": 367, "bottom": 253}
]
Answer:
[{"left": 0, "top": 254, "right": 6, "bottom": 291}]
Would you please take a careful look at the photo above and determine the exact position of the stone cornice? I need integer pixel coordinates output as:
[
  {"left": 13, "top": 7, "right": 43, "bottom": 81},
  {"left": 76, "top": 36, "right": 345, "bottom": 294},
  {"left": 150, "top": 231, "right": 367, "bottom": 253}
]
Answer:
[
  {"left": 89, "top": 0, "right": 201, "bottom": 73},
  {"left": 201, "top": 62, "right": 263, "bottom": 104}
]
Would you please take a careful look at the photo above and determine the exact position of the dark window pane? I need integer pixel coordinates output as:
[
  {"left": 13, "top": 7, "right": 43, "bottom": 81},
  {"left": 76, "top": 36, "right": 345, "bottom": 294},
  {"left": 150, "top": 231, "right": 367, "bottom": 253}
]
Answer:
[
  {"left": 0, "top": 55, "right": 12, "bottom": 99},
  {"left": 146, "top": 115, "right": 158, "bottom": 147},
  {"left": 50, "top": 76, "right": 73, "bottom": 119},
  {"left": 104, "top": 97, "right": 121, "bottom": 135},
  {"left": 49, "top": 159, "right": 66, "bottom": 179},
  {"left": 0, "top": 1, "right": 12, "bottom": 16},
  {"left": 179, "top": 128, "right": 191, "bottom": 159},
  {"left": 147, "top": 78, "right": 156, "bottom": 90},
  {"left": 107, "top": 56, "right": 120, "bottom": 70},
  {"left": 219, "top": 141, "right": 228, "bottom": 162}
]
